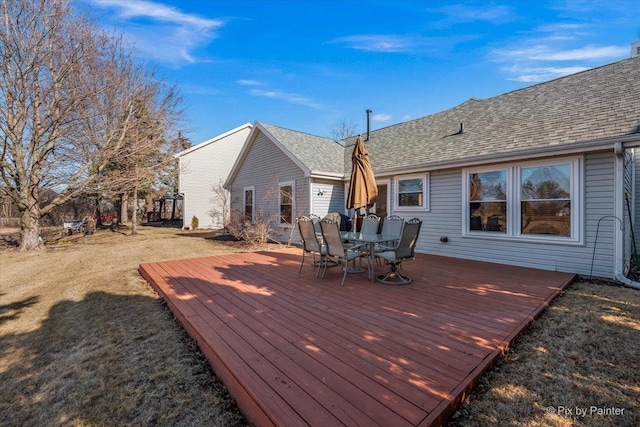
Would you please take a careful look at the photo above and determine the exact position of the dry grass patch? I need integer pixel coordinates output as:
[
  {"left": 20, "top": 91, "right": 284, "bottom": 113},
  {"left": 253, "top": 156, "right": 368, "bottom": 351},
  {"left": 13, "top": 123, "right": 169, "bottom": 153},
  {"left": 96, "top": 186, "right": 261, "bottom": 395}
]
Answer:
[
  {"left": 451, "top": 280, "right": 640, "bottom": 427},
  {"left": 1, "top": 226, "right": 251, "bottom": 426}
]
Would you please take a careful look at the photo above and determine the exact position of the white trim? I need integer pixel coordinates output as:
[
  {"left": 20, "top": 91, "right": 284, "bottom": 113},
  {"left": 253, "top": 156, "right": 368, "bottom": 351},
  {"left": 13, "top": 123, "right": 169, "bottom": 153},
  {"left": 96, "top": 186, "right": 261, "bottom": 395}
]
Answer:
[
  {"left": 225, "top": 122, "right": 311, "bottom": 188},
  {"left": 243, "top": 186, "right": 255, "bottom": 222},
  {"left": 309, "top": 171, "right": 345, "bottom": 180},
  {"left": 278, "top": 180, "right": 295, "bottom": 227},
  {"left": 308, "top": 179, "right": 315, "bottom": 215},
  {"left": 394, "top": 173, "right": 430, "bottom": 211},
  {"left": 614, "top": 150, "right": 624, "bottom": 276},
  {"left": 374, "top": 178, "right": 391, "bottom": 217},
  {"left": 462, "top": 156, "right": 583, "bottom": 245},
  {"left": 175, "top": 123, "right": 252, "bottom": 158}
]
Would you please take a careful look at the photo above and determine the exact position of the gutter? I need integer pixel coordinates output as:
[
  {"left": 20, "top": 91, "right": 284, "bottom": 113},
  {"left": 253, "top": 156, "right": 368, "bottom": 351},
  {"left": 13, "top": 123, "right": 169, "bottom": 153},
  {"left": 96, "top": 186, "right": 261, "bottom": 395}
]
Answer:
[{"left": 374, "top": 133, "right": 640, "bottom": 176}]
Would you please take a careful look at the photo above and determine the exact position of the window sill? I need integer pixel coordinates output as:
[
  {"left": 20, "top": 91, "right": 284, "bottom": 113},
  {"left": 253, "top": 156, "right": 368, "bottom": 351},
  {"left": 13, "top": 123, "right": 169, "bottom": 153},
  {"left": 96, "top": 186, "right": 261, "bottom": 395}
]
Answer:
[
  {"left": 394, "top": 207, "right": 430, "bottom": 212},
  {"left": 462, "top": 232, "right": 584, "bottom": 246}
]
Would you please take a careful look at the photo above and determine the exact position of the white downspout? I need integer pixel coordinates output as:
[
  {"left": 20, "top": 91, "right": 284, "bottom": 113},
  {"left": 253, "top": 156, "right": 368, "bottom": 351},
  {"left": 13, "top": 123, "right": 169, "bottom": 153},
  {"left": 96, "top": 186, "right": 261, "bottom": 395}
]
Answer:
[
  {"left": 614, "top": 142, "right": 640, "bottom": 289},
  {"left": 615, "top": 273, "right": 640, "bottom": 289}
]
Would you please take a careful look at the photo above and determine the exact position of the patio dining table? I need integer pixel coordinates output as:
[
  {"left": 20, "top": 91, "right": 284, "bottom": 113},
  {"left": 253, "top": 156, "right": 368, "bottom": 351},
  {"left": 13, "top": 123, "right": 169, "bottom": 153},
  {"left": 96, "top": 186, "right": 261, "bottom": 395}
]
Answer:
[{"left": 340, "top": 231, "right": 399, "bottom": 281}]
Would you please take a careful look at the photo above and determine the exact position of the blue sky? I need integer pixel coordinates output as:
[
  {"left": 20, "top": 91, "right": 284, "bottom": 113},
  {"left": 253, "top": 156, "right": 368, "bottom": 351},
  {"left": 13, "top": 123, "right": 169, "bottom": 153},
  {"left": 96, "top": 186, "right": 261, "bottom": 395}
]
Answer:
[{"left": 80, "top": 0, "right": 639, "bottom": 145}]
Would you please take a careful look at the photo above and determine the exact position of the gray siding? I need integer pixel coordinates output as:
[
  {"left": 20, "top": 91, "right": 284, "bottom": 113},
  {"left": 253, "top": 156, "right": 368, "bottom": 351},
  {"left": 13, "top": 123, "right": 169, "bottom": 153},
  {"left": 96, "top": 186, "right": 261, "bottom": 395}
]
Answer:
[
  {"left": 310, "top": 179, "right": 345, "bottom": 217},
  {"left": 386, "top": 152, "right": 616, "bottom": 279},
  {"left": 230, "top": 131, "right": 308, "bottom": 243}
]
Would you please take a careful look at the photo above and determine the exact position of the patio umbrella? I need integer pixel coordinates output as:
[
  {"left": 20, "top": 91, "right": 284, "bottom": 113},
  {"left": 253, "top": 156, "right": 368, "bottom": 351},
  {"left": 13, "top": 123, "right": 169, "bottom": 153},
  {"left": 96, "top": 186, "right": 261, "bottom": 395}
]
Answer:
[{"left": 347, "top": 135, "right": 378, "bottom": 231}]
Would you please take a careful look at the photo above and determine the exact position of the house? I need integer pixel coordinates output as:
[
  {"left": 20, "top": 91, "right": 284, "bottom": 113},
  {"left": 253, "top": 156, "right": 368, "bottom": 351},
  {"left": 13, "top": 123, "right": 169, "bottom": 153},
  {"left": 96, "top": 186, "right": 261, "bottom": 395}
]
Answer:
[
  {"left": 225, "top": 55, "right": 640, "bottom": 281},
  {"left": 224, "top": 123, "right": 346, "bottom": 242},
  {"left": 176, "top": 123, "right": 252, "bottom": 229}
]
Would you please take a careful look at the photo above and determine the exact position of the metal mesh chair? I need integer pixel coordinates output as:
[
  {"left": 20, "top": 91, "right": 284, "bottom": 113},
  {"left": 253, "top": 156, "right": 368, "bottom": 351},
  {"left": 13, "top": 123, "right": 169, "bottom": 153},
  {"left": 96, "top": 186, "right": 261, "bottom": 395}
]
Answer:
[
  {"left": 375, "top": 218, "right": 422, "bottom": 285},
  {"left": 319, "top": 219, "right": 366, "bottom": 285},
  {"left": 297, "top": 216, "right": 326, "bottom": 278},
  {"left": 375, "top": 215, "right": 405, "bottom": 263},
  {"left": 360, "top": 213, "right": 380, "bottom": 234}
]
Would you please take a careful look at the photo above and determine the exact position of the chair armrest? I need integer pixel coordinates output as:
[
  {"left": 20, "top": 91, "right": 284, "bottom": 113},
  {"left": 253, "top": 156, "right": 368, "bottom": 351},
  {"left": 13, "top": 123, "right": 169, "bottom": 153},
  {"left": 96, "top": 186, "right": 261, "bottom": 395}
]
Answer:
[
  {"left": 347, "top": 243, "right": 368, "bottom": 251},
  {"left": 374, "top": 243, "right": 395, "bottom": 252}
]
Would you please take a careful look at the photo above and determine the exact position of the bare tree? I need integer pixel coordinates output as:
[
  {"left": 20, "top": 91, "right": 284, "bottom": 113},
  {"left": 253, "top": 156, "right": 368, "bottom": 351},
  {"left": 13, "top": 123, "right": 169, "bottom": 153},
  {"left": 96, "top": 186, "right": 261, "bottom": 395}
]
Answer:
[
  {"left": 100, "top": 84, "right": 183, "bottom": 234},
  {"left": 330, "top": 119, "right": 358, "bottom": 141},
  {"left": 209, "top": 178, "right": 230, "bottom": 231},
  {"left": 0, "top": 0, "right": 182, "bottom": 248}
]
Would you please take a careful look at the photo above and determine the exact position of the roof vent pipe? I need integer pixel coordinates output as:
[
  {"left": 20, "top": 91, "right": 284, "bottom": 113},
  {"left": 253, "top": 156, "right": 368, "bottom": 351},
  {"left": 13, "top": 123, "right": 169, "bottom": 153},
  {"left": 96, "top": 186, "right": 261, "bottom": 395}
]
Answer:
[
  {"left": 366, "top": 109, "right": 372, "bottom": 141},
  {"left": 459, "top": 122, "right": 465, "bottom": 134}
]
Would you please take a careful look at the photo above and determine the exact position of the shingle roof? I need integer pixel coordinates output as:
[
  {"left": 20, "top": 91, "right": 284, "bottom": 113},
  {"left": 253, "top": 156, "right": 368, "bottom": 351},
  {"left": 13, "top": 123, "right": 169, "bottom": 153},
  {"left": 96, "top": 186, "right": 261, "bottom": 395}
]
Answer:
[
  {"left": 259, "top": 122, "right": 345, "bottom": 175},
  {"left": 363, "top": 55, "right": 640, "bottom": 172},
  {"left": 259, "top": 56, "right": 639, "bottom": 177}
]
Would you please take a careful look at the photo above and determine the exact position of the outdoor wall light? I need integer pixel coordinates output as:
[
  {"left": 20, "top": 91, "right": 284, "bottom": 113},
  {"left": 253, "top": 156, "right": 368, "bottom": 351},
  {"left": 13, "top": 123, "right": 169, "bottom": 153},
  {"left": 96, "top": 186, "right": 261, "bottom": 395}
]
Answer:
[{"left": 317, "top": 189, "right": 325, "bottom": 196}]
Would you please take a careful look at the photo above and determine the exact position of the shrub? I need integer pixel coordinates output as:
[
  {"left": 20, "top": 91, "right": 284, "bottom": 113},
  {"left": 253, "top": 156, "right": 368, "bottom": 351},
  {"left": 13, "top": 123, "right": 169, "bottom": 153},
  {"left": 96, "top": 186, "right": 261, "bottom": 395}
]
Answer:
[
  {"left": 191, "top": 215, "right": 199, "bottom": 230},
  {"left": 226, "top": 209, "right": 280, "bottom": 248}
]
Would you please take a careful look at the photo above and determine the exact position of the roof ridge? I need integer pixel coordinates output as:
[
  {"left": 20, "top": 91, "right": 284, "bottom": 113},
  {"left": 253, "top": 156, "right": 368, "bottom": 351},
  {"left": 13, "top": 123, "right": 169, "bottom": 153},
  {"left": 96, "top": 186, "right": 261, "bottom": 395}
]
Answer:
[{"left": 258, "top": 121, "right": 337, "bottom": 143}]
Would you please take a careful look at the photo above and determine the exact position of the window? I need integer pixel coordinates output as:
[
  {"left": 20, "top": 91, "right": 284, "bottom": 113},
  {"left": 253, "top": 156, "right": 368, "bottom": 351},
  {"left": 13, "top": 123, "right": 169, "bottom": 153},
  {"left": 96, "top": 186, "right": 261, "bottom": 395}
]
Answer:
[
  {"left": 463, "top": 157, "right": 581, "bottom": 243},
  {"left": 243, "top": 187, "right": 254, "bottom": 221},
  {"left": 395, "top": 173, "right": 429, "bottom": 210},
  {"left": 520, "top": 164, "right": 571, "bottom": 237},
  {"left": 279, "top": 181, "right": 294, "bottom": 225},
  {"left": 469, "top": 170, "right": 507, "bottom": 232}
]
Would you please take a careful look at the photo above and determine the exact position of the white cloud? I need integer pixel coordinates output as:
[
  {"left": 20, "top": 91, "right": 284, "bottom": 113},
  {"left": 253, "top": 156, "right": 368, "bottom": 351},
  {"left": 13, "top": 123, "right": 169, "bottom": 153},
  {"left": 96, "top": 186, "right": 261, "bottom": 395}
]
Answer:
[
  {"left": 333, "top": 35, "right": 414, "bottom": 53},
  {"left": 373, "top": 114, "right": 392, "bottom": 122},
  {"left": 493, "top": 44, "right": 627, "bottom": 62},
  {"left": 88, "top": 0, "right": 223, "bottom": 65},
  {"left": 90, "top": 0, "right": 222, "bottom": 29},
  {"left": 502, "top": 65, "right": 591, "bottom": 83},
  {"left": 248, "top": 88, "right": 322, "bottom": 109},
  {"left": 436, "top": 4, "right": 515, "bottom": 24},
  {"left": 237, "top": 80, "right": 264, "bottom": 86},
  {"left": 531, "top": 45, "right": 628, "bottom": 61}
]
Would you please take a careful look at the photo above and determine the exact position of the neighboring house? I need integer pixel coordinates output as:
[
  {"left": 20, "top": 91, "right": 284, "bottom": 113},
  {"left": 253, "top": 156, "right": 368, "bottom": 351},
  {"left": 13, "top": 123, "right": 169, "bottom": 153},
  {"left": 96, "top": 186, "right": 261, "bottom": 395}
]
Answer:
[
  {"left": 225, "top": 55, "right": 640, "bottom": 280},
  {"left": 176, "top": 123, "right": 252, "bottom": 229}
]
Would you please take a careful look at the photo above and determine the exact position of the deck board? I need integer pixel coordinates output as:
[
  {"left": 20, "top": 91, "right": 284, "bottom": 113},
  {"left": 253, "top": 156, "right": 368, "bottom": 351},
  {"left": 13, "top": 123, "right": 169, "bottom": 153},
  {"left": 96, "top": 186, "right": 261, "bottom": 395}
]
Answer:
[{"left": 139, "top": 248, "right": 574, "bottom": 426}]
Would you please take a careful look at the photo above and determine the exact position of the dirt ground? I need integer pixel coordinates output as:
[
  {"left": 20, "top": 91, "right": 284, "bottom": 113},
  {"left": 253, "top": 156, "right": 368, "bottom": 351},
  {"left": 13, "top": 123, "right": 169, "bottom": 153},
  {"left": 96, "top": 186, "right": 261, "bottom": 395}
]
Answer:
[{"left": 1, "top": 225, "right": 639, "bottom": 426}]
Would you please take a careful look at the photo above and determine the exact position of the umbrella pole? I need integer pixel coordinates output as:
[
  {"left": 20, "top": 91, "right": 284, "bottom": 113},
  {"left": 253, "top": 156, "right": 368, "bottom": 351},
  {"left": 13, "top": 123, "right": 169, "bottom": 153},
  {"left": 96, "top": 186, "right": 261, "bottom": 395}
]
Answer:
[
  {"left": 347, "top": 207, "right": 365, "bottom": 274},
  {"left": 352, "top": 208, "right": 357, "bottom": 232}
]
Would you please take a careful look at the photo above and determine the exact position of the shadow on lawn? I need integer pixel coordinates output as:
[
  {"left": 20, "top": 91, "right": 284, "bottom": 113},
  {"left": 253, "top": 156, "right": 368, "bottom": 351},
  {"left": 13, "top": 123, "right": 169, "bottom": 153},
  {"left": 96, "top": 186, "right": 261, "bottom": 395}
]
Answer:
[
  {"left": 0, "top": 294, "right": 39, "bottom": 325},
  {"left": 0, "top": 291, "right": 247, "bottom": 427}
]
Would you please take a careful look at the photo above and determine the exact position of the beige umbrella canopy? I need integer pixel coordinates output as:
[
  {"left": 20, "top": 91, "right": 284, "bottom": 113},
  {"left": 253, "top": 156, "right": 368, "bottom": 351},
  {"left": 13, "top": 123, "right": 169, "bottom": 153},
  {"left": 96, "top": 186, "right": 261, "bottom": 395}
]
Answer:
[{"left": 347, "top": 135, "right": 378, "bottom": 229}]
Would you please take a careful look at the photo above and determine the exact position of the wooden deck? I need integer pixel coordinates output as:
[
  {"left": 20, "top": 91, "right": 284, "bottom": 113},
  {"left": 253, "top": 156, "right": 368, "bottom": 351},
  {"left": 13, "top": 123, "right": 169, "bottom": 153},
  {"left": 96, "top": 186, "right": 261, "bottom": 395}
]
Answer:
[{"left": 139, "top": 248, "right": 575, "bottom": 427}]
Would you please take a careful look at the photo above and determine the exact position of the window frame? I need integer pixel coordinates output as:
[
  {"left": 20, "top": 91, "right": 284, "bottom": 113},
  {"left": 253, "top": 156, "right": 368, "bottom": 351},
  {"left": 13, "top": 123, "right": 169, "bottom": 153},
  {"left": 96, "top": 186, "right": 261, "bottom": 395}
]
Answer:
[
  {"left": 373, "top": 178, "right": 391, "bottom": 218},
  {"left": 243, "top": 186, "right": 255, "bottom": 222},
  {"left": 466, "top": 167, "right": 509, "bottom": 234},
  {"left": 394, "top": 173, "right": 430, "bottom": 211},
  {"left": 278, "top": 181, "right": 295, "bottom": 227},
  {"left": 462, "top": 156, "right": 583, "bottom": 245}
]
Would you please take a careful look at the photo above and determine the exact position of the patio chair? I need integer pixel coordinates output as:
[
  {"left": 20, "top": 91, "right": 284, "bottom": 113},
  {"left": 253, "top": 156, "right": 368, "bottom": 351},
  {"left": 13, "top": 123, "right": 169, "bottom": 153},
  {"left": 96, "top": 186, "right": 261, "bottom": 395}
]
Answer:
[
  {"left": 375, "top": 215, "right": 404, "bottom": 263},
  {"left": 308, "top": 214, "right": 322, "bottom": 234},
  {"left": 319, "top": 219, "right": 366, "bottom": 285},
  {"left": 375, "top": 217, "right": 422, "bottom": 285},
  {"left": 379, "top": 215, "right": 403, "bottom": 242},
  {"left": 360, "top": 213, "right": 380, "bottom": 234},
  {"left": 297, "top": 216, "right": 326, "bottom": 278}
]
